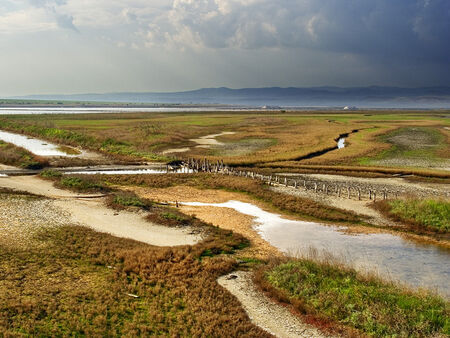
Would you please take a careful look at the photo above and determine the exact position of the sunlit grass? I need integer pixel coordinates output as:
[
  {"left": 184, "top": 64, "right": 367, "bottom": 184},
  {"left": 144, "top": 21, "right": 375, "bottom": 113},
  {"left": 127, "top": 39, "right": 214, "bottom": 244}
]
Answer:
[{"left": 256, "top": 257, "right": 449, "bottom": 337}]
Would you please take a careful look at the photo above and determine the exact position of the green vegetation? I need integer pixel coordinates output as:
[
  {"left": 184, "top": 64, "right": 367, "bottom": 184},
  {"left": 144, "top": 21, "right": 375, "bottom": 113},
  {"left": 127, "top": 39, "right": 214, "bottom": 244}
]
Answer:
[
  {"left": 376, "top": 198, "right": 450, "bottom": 233},
  {"left": 39, "top": 169, "right": 63, "bottom": 178},
  {"left": 256, "top": 258, "right": 449, "bottom": 337},
  {"left": 1, "top": 110, "right": 448, "bottom": 172},
  {"left": 365, "top": 127, "right": 450, "bottom": 169},
  {"left": 59, "top": 176, "right": 110, "bottom": 192},
  {"left": 108, "top": 192, "right": 149, "bottom": 210}
]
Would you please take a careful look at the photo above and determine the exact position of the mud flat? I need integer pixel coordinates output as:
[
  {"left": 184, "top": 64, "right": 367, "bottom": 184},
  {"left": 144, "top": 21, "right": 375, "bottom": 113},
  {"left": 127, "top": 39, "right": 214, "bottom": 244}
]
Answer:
[{"left": 163, "top": 131, "right": 236, "bottom": 154}]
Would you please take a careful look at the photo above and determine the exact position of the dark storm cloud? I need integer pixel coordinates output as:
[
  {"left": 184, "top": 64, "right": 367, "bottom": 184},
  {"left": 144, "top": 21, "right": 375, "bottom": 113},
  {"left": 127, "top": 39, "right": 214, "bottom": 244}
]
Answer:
[
  {"left": 0, "top": 0, "right": 449, "bottom": 95},
  {"left": 150, "top": 0, "right": 449, "bottom": 64}
]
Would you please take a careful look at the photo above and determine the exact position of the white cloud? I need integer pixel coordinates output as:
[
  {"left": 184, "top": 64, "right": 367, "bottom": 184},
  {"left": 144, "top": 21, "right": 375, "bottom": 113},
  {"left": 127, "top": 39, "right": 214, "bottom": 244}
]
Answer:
[{"left": 0, "top": 7, "right": 56, "bottom": 34}]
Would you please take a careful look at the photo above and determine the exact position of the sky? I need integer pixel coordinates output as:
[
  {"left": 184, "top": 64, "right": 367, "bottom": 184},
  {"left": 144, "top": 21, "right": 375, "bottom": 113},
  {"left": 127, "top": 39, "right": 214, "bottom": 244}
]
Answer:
[{"left": 0, "top": 0, "right": 449, "bottom": 96}]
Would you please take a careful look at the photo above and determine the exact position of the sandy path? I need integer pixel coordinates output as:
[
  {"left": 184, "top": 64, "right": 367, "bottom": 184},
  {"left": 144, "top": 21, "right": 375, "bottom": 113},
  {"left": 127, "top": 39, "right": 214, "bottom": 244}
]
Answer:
[
  {"left": 0, "top": 175, "right": 200, "bottom": 246},
  {"left": 218, "top": 271, "right": 330, "bottom": 338}
]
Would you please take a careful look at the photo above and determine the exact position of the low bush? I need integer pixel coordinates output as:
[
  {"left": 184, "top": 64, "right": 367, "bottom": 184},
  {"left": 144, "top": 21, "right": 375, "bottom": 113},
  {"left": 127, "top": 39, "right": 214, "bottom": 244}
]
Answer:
[{"left": 58, "top": 175, "right": 111, "bottom": 192}]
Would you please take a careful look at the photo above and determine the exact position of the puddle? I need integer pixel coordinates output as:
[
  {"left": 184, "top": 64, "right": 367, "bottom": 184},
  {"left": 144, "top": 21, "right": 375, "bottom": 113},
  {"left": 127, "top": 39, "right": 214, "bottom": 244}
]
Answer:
[
  {"left": 163, "top": 131, "right": 236, "bottom": 154},
  {"left": 337, "top": 137, "right": 346, "bottom": 149},
  {"left": 67, "top": 168, "right": 194, "bottom": 175},
  {"left": 0, "top": 130, "right": 81, "bottom": 157},
  {"left": 183, "top": 200, "right": 450, "bottom": 296}
]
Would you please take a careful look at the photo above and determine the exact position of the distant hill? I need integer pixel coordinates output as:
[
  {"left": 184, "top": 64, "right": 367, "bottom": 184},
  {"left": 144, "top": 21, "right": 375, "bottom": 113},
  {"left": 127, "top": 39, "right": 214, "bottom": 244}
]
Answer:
[{"left": 11, "top": 86, "right": 450, "bottom": 108}]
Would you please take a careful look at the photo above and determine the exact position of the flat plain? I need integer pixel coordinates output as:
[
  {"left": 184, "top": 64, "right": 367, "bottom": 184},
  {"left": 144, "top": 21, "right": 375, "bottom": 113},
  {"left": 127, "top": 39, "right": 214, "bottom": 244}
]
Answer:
[{"left": 0, "top": 109, "right": 449, "bottom": 337}]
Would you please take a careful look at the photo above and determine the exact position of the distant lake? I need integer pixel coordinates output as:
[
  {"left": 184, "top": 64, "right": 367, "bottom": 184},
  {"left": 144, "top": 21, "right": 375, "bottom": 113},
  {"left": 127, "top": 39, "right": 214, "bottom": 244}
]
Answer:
[{"left": 0, "top": 107, "right": 278, "bottom": 115}]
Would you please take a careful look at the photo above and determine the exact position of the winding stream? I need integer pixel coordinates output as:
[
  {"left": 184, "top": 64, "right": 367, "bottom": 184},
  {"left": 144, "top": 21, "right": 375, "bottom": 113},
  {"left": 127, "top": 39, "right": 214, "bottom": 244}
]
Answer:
[
  {"left": 183, "top": 200, "right": 450, "bottom": 296},
  {"left": 0, "top": 130, "right": 81, "bottom": 157}
]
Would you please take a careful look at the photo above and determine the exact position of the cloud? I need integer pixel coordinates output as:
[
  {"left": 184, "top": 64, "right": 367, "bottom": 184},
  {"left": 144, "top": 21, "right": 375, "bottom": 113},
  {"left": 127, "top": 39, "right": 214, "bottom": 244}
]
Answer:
[
  {"left": 0, "top": 0, "right": 448, "bottom": 95},
  {"left": 136, "top": 0, "right": 449, "bottom": 63}
]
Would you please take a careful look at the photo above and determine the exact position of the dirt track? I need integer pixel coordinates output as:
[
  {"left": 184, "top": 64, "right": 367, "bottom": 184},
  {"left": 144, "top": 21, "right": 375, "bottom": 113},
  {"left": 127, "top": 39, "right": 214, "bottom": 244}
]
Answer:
[
  {"left": 0, "top": 175, "right": 200, "bottom": 246},
  {"left": 218, "top": 271, "right": 330, "bottom": 338}
]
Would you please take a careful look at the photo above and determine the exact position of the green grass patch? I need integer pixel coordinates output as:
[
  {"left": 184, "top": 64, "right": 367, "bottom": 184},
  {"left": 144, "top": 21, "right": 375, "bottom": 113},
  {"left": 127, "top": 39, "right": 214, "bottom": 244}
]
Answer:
[
  {"left": 256, "top": 258, "right": 449, "bottom": 337},
  {"left": 385, "top": 199, "right": 449, "bottom": 233},
  {"left": 59, "top": 176, "right": 110, "bottom": 192}
]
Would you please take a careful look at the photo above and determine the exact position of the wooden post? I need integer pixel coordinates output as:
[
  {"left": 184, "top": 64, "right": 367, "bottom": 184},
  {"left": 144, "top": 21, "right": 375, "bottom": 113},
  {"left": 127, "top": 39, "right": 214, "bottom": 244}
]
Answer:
[
  {"left": 338, "top": 186, "right": 341, "bottom": 197},
  {"left": 314, "top": 182, "right": 318, "bottom": 192},
  {"left": 347, "top": 186, "right": 351, "bottom": 199},
  {"left": 294, "top": 181, "right": 298, "bottom": 189},
  {"left": 357, "top": 188, "right": 361, "bottom": 201}
]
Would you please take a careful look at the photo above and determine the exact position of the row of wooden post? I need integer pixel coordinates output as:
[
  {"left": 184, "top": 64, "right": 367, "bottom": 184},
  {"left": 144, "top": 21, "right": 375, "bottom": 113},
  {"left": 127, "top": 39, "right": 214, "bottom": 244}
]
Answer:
[{"left": 180, "top": 159, "right": 398, "bottom": 201}]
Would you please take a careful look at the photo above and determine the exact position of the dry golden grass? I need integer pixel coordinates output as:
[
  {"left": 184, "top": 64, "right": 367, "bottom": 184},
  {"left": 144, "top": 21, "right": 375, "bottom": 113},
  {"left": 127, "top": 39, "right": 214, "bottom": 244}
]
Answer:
[
  {"left": 0, "top": 141, "right": 49, "bottom": 169},
  {"left": 0, "top": 202, "right": 268, "bottom": 336}
]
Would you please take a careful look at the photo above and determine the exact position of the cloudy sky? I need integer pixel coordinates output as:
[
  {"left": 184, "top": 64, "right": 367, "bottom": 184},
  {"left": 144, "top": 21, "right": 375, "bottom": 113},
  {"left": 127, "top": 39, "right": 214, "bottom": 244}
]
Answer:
[{"left": 1, "top": 0, "right": 449, "bottom": 96}]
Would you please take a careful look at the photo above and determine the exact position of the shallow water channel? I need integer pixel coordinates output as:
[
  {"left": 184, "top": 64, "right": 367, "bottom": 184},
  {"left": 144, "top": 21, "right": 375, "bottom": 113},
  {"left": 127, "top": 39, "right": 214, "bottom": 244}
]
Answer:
[
  {"left": 337, "top": 137, "right": 346, "bottom": 149},
  {"left": 0, "top": 130, "right": 80, "bottom": 157},
  {"left": 183, "top": 200, "right": 450, "bottom": 296},
  {"left": 67, "top": 168, "right": 194, "bottom": 175}
]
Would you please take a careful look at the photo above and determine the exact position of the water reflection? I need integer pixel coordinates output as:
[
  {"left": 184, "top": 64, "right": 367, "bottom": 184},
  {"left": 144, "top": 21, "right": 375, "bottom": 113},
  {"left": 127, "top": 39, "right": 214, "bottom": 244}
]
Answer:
[
  {"left": 0, "top": 130, "right": 81, "bottom": 157},
  {"left": 183, "top": 200, "right": 450, "bottom": 296}
]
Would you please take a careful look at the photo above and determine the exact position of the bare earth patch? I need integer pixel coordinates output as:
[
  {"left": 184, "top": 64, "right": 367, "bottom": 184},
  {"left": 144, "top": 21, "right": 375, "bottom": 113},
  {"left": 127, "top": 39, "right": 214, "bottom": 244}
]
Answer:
[
  {"left": 0, "top": 194, "right": 71, "bottom": 248},
  {"left": 0, "top": 176, "right": 200, "bottom": 247}
]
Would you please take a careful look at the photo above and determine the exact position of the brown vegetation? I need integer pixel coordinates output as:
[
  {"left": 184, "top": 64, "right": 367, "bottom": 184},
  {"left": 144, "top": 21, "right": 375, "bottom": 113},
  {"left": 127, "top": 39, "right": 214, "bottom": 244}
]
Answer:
[
  {"left": 0, "top": 141, "right": 49, "bottom": 169},
  {"left": 0, "top": 212, "right": 267, "bottom": 336},
  {"left": 94, "top": 173, "right": 361, "bottom": 223}
]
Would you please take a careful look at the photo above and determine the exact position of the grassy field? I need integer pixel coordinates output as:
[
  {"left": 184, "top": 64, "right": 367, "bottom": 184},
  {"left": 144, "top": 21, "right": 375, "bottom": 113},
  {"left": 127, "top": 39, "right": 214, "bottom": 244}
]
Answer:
[
  {"left": 0, "top": 190, "right": 269, "bottom": 337},
  {"left": 374, "top": 198, "right": 450, "bottom": 234},
  {"left": 255, "top": 257, "right": 449, "bottom": 337},
  {"left": 1, "top": 110, "right": 448, "bottom": 172}
]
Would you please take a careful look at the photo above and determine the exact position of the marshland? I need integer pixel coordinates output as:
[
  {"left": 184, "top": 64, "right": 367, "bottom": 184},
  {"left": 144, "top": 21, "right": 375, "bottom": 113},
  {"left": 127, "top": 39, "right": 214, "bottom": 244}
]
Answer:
[{"left": 0, "top": 107, "right": 449, "bottom": 337}]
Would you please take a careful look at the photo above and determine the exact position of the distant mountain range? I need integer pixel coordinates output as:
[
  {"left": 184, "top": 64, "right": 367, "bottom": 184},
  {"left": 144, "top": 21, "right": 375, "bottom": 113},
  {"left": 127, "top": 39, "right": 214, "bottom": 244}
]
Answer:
[{"left": 12, "top": 86, "right": 450, "bottom": 108}]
